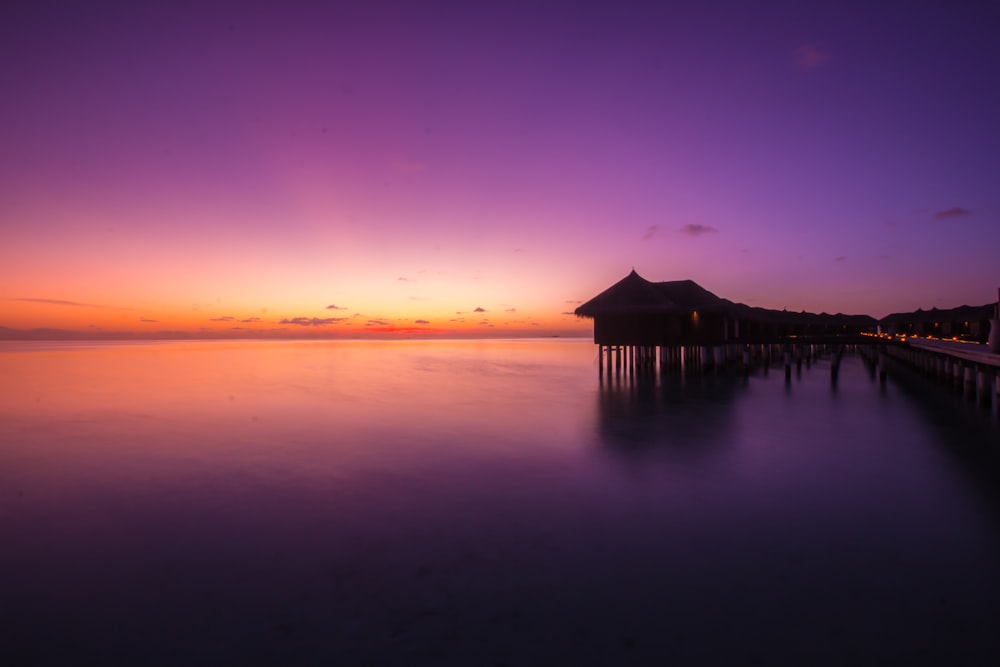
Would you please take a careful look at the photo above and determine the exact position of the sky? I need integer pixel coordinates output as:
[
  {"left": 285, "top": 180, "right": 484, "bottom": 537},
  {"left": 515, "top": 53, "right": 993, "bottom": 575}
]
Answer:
[{"left": 2, "top": 0, "right": 998, "bottom": 339}]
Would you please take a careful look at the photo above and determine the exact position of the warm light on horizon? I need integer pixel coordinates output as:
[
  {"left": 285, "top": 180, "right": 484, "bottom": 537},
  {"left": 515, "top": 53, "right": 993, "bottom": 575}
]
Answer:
[{"left": 1, "top": 2, "right": 997, "bottom": 339}]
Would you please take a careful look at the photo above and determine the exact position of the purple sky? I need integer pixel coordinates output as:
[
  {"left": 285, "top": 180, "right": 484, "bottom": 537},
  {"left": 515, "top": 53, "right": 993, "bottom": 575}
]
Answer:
[{"left": 2, "top": 1, "right": 998, "bottom": 337}]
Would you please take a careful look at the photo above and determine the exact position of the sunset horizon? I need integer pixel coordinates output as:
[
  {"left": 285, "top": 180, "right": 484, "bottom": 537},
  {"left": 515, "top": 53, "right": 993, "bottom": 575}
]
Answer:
[
  {"left": 4, "top": 3, "right": 1000, "bottom": 662},
  {"left": 3, "top": 2, "right": 998, "bottom": 339}
]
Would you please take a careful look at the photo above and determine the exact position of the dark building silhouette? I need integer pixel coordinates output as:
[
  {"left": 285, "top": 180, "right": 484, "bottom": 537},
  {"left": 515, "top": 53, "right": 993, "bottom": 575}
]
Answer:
[
  {"left": 879, "top": 304, "right": 994, "bottom": 341},
  {"left": 575, "top": 270, "right": 875, "bottom": 346}
]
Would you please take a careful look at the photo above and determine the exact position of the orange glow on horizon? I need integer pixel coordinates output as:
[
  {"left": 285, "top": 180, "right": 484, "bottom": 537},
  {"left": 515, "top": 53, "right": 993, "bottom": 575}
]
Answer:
[{"left": 0, "top": 293, "right": 591, "bottom": 339}]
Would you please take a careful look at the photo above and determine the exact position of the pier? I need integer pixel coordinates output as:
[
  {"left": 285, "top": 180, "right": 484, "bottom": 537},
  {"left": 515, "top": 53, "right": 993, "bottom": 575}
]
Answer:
[
  {"left": 875, "top": 336, "right": 1000, "bottom": 410},
  {"left": 576, "top": 270, "right": 874, "bottom": 380},
  {"left": 578, "top": 271, "right": 1000, "bottom": 410}
]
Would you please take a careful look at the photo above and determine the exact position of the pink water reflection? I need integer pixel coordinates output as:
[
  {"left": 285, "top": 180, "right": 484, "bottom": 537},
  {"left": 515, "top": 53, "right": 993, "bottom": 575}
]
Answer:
[
  {"left": 2, "top": 340, "right": 1000, "bottom": 665},
  {"left": 0, "top": 339, "right": 597, "bottom": 502}
]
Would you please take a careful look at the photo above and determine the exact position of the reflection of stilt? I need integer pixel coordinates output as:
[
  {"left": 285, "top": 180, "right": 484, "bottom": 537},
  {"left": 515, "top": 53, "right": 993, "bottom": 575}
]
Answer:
[{"left": 977, "top": 369, "right": 989, "bottom": 407}]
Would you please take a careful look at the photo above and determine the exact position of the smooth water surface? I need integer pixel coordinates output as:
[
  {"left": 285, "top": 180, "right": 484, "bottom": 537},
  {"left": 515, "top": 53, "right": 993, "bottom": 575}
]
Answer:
[{"left": 1, "top": 340, "right": 999, "bottom": 665}]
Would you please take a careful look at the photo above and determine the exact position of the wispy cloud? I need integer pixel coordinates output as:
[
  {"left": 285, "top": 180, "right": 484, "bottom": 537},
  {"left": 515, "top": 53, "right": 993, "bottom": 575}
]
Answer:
[
  {"left": 414, "top": 319, "right": 430, "bottom": 325},
  {"left": 833, "top": 256, "right": 847, "bottom": 262},
  {"left": 505, "top": 308, "right": 516, "bottom": 312},
  {"left": 8, "top": 297, "right": 90, "bottom": 307},
  {"left": 679, "top": 224, "right": 718, "bottom": 236},
  {"left": 365, "top": 319, "right": 389, "bottom": 326},
  {"left": 473, "top": 307, "right": 486, "bottom": 313},
  {"left": 209, "top": 316, "right": 235, "bottom": 322},
  {"left": 140, "top": 317, "right": 158, "bottom": 323},
  {"left": 326, "top": 304, "right": 347, "bottom": 310},
  {"left": 641, "top": 225, "right": 660, "bottom": 241},
  {"left": 279, "top": 317, "right": 347, "bottom": 326},
  {"left": 795, "top": 44, "right": 830, "bottom": 69},
  {"left": 932, "top": 207, "right": 972, "bottom": 220},
  {"left": 6, "top": 297, "right": 132, "bottom": 310},
  {"left": 240, "top": 317, "right": 262, "bottom": 323}
]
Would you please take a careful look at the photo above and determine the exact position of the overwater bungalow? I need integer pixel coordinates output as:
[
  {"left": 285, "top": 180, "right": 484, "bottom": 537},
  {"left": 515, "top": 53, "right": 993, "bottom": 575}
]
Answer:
[
  {"left": 575, "top": 270, "right": 875, "bottom": 347},
  {"left": 879, "top": 304, "right": 995, "bottom": 341}
]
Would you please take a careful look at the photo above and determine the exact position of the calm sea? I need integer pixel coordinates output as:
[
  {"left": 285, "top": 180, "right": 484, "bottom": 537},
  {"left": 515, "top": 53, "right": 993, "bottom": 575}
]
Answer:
[{"left": 1, "top": 339, "right": 999, "bottom": 665}]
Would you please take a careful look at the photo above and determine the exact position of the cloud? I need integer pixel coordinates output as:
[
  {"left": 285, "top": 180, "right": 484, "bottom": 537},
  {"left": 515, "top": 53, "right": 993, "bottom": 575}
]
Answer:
[
  {"left": 397, "top": 277, "right": 409, "bottom": 281},
  {"left": 209, "top": 316, "right": 235, "bottom": 322},
  {"left": 325, "top": 304, "right": 347, "bottom": 310},
  {"left": 833, "top": 256, "right": 847, "bottom": 262},
  {"left": 473, "top": 307, "right": 486, "bottom": 312},
  {"left": 505, "top": 308, "right": 516, "bottom": 312},
  {"left": 279, "top": 317, "right": 347, "bottom": 326},
  {"left": 641, "top": 225, "right": 660, "bottom": 241},
  {"left": 6, "top": 297, "right": 131, "bottom": 310},
  {"left": 240, "top": 317, "right": 262, "bottom": 323},
  {"left": 679, "top": 224, "right": 718, "bottom": 236},
  {"left": 414, "top": 319, "right": 430, "bottom": 325},
  {"left": 932, "top": 207, "right": 972, "bottom": 220},
  {"left": 795, "top": 44, "right": 830, "bottom": 69},
  {"left": 564, "top": 300, "right": 582, "bottom": 305},
  {"left": 365, "top": 319, "right": 390, "bottom": 326},
  {"left": 140, "top": 317, "right": 158, "bottom": 323},
  {"left": 9, "top": 297, "right": 90, "bottom": 307},
  {"left": 561, "top": 311, "right": 576, "bottom": 316}
]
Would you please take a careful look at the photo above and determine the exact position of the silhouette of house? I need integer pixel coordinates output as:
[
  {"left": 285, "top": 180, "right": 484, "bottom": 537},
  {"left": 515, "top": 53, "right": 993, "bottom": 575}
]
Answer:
[
  {"left": 879, "top": 304, "right": 994, "bottom": 341},
  {"left": 575, "top": 270, "right": 875, "bottom": 346}
]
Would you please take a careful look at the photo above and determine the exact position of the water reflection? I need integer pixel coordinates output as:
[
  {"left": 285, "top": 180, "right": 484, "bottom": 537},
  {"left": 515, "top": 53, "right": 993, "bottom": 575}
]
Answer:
[
  {"left": 596, "top": 372, "right": 743, "bottom": 462},
  {"left": 876, "top": 353, "right": 1000, "bottom": 525},
  {"left": 2, "top": 341, "right": 1000, "bottom": 665}
]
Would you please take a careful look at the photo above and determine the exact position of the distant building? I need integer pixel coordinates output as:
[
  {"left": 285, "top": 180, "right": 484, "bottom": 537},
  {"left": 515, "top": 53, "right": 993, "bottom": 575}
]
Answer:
[
  {"left": 879, "top": 304, "right": 994, "bottom": 342},
  {"left": 575, "top": 270, "right": 875, "bottom": 346}
]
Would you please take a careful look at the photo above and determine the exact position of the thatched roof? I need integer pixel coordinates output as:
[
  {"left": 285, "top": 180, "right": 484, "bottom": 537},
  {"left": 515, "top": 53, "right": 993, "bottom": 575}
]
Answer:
[
  {"left": 575, "top": 270, "right": 738, "bottom": 317},
  {"left": 575, "top": 270, "right": 877, "bottom": 328}
]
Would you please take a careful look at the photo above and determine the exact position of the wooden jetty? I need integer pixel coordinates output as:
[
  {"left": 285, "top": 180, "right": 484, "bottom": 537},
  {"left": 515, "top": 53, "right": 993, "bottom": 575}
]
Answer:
[
  {"left": 575, "top": 270, "right": 875, "bottom": 376},
  {"left": 576, "top": 271, "right": 1000, "bottom": 410},
  {"left": 875, "top": 336, "right": 1000, "bottom": 409}
]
